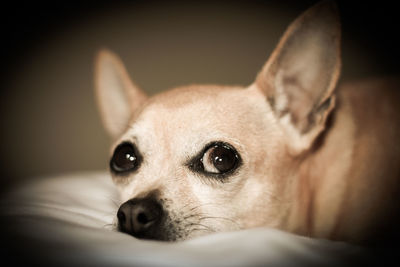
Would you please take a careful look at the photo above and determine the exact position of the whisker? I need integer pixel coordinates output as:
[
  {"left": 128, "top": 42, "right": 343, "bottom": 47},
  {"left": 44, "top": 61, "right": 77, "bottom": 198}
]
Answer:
[
  {"left": 185, "top": 203, "right": 223, "bottom": 212},
  {"left": 104, "top": 195, "right": 121, "bottom": 208},
  {"left": 185, "top": 202, "right": 223, "bottom": 213},
  {"left": 182, "top": 213, "right": 198, "bottom": 220},
  {"left": 180, "top": 202, "right": 194, "bottom": 210},
  {"left": 199, "top": 216, "right": 242, "bottom": 229},
  {"left": 187, "top": 222, "right": 216, "bottom": 233},
  {"left": 102, "top": 223, "right": 116, "bottom": 230},
  {"left": 189, "top": 227, "right": 214, "bottom": 234}
]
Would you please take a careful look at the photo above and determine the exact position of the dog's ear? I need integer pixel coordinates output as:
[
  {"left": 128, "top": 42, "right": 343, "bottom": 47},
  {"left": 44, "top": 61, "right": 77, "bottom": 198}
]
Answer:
[
  {"left": 95, "top": 49, "right": 147, "bottom": 138},
  {"left": 255, "top": 1, "right": 340, "bottom": 155}
]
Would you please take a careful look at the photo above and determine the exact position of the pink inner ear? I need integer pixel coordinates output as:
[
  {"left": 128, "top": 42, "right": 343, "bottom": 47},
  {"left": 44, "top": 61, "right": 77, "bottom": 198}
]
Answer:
[
  {"left": 255, "top": 1, "right": 340, "bottom": 135},
  {"left": 95, "top": 49, "right": 148, "bottom": 138}
]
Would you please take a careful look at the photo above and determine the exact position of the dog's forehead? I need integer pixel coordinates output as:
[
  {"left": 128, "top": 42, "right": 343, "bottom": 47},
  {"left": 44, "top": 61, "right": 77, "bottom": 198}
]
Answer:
[
  {"left": 124, "top": 85, "right": 273, "bottom": 153},
  {"left": 147, "top": 85, "right": 245, "bottom": 110}
]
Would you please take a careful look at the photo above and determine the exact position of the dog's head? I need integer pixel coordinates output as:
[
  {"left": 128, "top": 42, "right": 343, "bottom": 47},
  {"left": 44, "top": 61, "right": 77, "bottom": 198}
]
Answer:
[{"left": 95, "top": 1, "right": 340, "bottom": 241}]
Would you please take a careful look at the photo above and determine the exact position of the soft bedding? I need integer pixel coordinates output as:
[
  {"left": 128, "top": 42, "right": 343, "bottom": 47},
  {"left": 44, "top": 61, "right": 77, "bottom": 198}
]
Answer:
[{"left": 0, "top": 172, "right": 380, "bottom": 266}]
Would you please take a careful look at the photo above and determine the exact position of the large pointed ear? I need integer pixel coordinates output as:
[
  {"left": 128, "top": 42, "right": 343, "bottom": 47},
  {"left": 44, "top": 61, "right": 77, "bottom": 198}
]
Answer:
[
  {"left": 95, "top": 49, "right": 147, "bottom": 138},
  {"left": 255, "top": 1, "right": 341, "bottom": 155}
]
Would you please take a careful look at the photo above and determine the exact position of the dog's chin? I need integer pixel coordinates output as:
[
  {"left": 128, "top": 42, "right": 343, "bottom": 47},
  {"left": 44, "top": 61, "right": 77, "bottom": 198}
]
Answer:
[
  {"left": 116, "top": 225, "right": 188, "bottom": 242},
  {"left": 113, "top": 217, "right": 210, "bottom": 242}
]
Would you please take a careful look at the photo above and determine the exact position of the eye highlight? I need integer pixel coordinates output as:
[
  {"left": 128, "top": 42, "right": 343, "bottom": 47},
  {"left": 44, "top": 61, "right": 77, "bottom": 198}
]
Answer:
[
  {"left": 189, "top": 142, "right": 241, "bottom": 178},
  {"left": 110, "top": 142, "right": 142, "bottom": 174}
]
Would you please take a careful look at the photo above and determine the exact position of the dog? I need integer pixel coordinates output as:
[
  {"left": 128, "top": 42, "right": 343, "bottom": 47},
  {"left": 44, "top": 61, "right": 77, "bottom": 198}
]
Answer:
[{"left": 94, "top": 1, "right": 400, "bottom": 244}]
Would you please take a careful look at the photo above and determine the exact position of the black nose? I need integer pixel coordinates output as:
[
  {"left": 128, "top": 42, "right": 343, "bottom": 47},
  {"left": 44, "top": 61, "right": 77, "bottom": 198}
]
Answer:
[{"left": 117, "top": 197, "right": 163, "bottom": 239}]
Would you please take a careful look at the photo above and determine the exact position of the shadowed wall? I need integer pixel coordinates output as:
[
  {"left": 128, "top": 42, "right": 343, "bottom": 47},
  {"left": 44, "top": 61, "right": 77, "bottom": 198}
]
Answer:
[{"left": 0, "top": 0, "right": 399, "bottom": 190}]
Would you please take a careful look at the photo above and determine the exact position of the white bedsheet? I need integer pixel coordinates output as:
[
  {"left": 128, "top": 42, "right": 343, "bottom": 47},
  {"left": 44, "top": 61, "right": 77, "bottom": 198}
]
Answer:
[{"left": 0, "top": 172, "right": 373, "bottom": 266}]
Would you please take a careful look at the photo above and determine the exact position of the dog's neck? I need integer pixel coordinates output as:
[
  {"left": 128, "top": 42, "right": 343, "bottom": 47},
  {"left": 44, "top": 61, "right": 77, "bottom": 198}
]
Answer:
[
  {"left": 282, "top": 89, "right": 358, "bottom": 241},
  {"left": 287, "top": 83, "right": 400, "bottom": 244}
]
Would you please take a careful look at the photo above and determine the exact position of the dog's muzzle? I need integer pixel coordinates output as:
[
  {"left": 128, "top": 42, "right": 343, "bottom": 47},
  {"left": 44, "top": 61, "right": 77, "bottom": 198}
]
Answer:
[{"left": 117, "top": 197, "right": 164, "bottom": 240}]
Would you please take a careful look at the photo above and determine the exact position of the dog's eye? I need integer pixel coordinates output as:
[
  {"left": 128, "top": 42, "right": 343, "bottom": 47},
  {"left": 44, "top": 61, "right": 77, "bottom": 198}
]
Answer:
[
  {"left": 110, "top": 142, "right": 142, "bottom": 174},
  {"left": 201, "top": 143, "right": 240, "bottom": 175}
]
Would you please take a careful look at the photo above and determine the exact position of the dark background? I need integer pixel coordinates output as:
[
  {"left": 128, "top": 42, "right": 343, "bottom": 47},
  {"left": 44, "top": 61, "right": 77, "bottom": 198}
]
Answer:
[{"left": 0, "top": 0, "right": 399, "bottom": 191}]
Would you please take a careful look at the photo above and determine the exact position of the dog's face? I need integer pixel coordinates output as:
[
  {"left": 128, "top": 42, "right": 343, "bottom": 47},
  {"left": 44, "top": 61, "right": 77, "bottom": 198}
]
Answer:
[
  {"left": 95, "top": 1, "right": 340, "bottom": 241},
  {"left": 109, "top": 85, "right": 291, "bottom": 241}
]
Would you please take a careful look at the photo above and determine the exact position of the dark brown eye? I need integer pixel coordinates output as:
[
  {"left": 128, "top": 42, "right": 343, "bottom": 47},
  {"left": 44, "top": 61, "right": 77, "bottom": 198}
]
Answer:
[
  {"left": 210, "top": 145, "right": 238, "bottom": 173},
  {"left": 110, "top": 142, "right": 141, "bottom": 174},
  {"left": 200, "top": 142, "right": 240, "bottom": 175}
]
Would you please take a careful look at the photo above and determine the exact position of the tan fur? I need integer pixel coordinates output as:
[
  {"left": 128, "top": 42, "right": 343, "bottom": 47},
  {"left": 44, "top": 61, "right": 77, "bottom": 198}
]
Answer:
[
  {"left": 287, "top": 78, "right": 400, "bottom": 243},
  {"left": 95, "top": 1, "right": 400, "bottom": 243}
]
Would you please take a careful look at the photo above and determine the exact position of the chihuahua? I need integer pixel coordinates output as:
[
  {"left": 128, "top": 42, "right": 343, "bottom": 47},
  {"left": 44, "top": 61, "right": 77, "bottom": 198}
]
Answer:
[{"left": 95, "top": 1, "right": 400, "bottom": 243}]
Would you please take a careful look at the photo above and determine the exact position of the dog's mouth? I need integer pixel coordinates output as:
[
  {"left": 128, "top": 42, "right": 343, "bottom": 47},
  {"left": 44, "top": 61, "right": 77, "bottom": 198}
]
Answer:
[{"left": 116, "top": 196, "right": 224, "bottom": 241}]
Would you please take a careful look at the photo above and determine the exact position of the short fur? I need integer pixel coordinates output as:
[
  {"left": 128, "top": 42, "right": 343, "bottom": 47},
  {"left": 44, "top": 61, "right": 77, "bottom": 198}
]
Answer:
[{"left": 95, "top": 1, "right": 400, "bottom": 243}]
